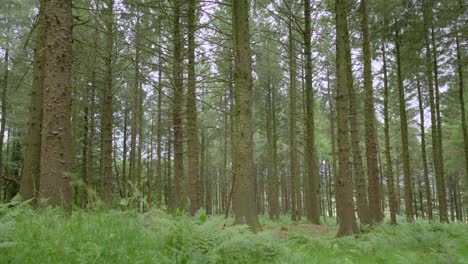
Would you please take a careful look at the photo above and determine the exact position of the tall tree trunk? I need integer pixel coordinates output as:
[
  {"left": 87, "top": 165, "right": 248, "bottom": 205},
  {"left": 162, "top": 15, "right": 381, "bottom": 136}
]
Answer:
[
  {"left": 288, "top": 19, "right": 300, "bottom": 221},
  {"left": 304, "top": 0, "right": 320, "bottom": 225},
  {"left": 267, "top": 76, "right": 279, "bottom": 220},
  {"left": 129, "top": 33, "right": 138, "bottom": 198},
  {"left": 0, "top": 47, "right": 8, "bottom": 204},
  {"left": 222, "top": 92, "right": 228, "bottom": 212},
  {"left": 416, "top": 74, "right": 433, "bottom": 220},
  {"left": 156, "top": 16, "right": 163, "bottom": 208},
  {"left": 394, "top": 22, "right": 414, "bottom": 222},
  {"left": 328, "top": 67, "right": 338, "bottom": 220},
  {"left": 122, "top": 102, "right": 128, "bottom": 198},
  {"left": 360, "top": 0, "right": 382, "bottom": 224},
  {"left": 423, "top": 3, "right": 447, "bottom": 222},
  {"left": 455, "top": 31, "right": 468, "bottom": 185},
  {"left": 81, "top": 85, "right": 90, "bottom": 206},
  {"left": 187, "top": 0, "right": 201, "bottom": 215},
  {"left": 431, "top": 27, "right": 448, "bottom": 222},
  {"left": 455, "top": 27, "right": 468, "bottom": 187},
  {"left": 231, "top": 0, "right": 261, "bottom": 232},
  {"left": 345, "top": 12, "right": 370, "bottom": 226},
  {"left": 19, "top": 0, "right": 45, "bottom": 203},
  {"left": 100, "top": 0, "right": 114, "bottom": 205},
  {"left": 172, "top": 0, "right": 184, "bottom": 210},
  {"left": 201, "top": 128, "right": 210, "bottom": 213},
  {"left": 166, "top": 127, "right": 173, "bottom": 211},
  {"left": 381, "top": 40, "right": 397, "bottom": 225},
  {"left": 147, "top": 114, "right": 155, "bottom": 208},
  {"left": 335, "top": 0, "right": 359, "bottom": 236},
  {"left": 38, "top": 0, "right": 74, "bottom": 210}
]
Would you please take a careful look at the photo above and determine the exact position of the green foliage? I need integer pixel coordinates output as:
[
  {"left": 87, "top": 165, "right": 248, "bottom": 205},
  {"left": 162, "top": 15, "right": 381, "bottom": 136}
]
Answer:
[{"left": 1, "top": 202, "right": 467, "bottom": 264}]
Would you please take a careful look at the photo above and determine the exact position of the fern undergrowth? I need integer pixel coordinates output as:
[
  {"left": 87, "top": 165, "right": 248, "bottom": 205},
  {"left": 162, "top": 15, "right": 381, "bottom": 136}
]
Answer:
[{"left": 0, "top": 200, "right": 467, "bottom": 264}]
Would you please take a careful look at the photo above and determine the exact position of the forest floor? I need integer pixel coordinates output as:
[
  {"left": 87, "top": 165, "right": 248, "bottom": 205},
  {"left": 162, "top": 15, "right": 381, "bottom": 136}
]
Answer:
[{"left": 1, "top": 200, "right": 467, "bottom": 264}]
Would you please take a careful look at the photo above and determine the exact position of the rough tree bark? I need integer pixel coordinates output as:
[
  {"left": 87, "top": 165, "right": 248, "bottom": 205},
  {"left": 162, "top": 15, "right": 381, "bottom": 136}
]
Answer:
[
  {"left": 304, "top": 0, "right": 320, "bottom": 224},
  {"left": 38, "top": 0, "right": 74, "bottom": 210},
  {"left": 335, "top": 0, "right": 359, "bottom": 236},
  {"left": 231, "top": 0, "right": 261, "bottom": 232}
]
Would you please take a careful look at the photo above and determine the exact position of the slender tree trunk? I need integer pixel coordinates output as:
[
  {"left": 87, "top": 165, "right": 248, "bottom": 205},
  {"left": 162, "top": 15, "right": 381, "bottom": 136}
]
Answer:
[
  {"left": 423, "top": 3, "right": 447, "bottom": 222},
  {"left": 19, "top": 0, "right": 45, "bottom": 203},
  {"left": 129, "top": 20, "right": 138, "bottom": 199},
  {"left": 166, "top": 127, "right": 173, "bottom": 211},
  {"left": 38, "top": 0, "right": 74, "bottom": 210},
  {"left": 0, "top": 48, "right": 8, "bottom": 204},
  {"left": 335, "top": 0, "right": 359, "bottom": 236},
  {"left": 258, "top": 162, "right": 265, "bottom": 214},
  {"left": 99, "top": 0, "right": 114, "bottom": 205},
  {"left": 360, "top": 0, "right": 382, "bottom": 224},
  {"left": 394, "top": 23, "right": 414, "bottom": 222},
  {"left": 289, "top": 18, "right": 299, "bottom": 221},
  {"left": 455, "top": 30, "right": 468, "bottom": 185},
  {"left": 231, "top": 0, "right": 261, "bottom": 232},
  {"left": 172, "top": 0, "right": 184, "bottom": 210},
  {"left": 418, "top": 173, "right": 425, "bottom": 219},
  {"left": 327, "top": 163, "right": 333, "bottom": 217},
  {"left": 156, "top": 16, "right": 163, "bottom": 208},
  {"left": 304, "top": 0, "right": 320, "bottom": 224},
  {"left": 381, "top": 40, "right": 397, "bottom": 225},
  {"left": 201, "top": 128, "right": 210, "bottom": 213},
  {"left": 328, "top": 67, "right": 338, "bottom": 220},
  {"left": 122, "top": 102, "right": 128, "bottom": 198},
  {"left": 222, "top": 92, "right": 228, "bottom": 212},
  {"left": 416, "top": 74, "right": 433, "bottom": 220},
  {"left": 431, "top": 27, "right": 448, "bottom": 222},
  {"left": 147, "top": 115, "right": 155, "bottom": 208},
  {"left": 267, "top": 76, "right": 280, "bottom": 220},
  {"left": 187, "top": 0, "right": 201, "bottom": 215},
  {"left": 81, "top": 86, "right": 90, "bottom": 206}
]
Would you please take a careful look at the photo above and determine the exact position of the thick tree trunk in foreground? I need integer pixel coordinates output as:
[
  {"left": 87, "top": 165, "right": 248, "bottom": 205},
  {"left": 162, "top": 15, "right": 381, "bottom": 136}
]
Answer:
[
  {"left": 38, "top": 0, "right": 74, "bottom": 210},
  {"left": 335, "top": 0, "right": 359, "bottom": 236},
  {"left": 231, "top": 0, "right": 261, "bottom": 232}
]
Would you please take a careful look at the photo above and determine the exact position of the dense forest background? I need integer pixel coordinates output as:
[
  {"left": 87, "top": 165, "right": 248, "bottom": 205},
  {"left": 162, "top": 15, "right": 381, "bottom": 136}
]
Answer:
[{"left": 0, "top": 0, "right": 467, "bottom": 238}]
